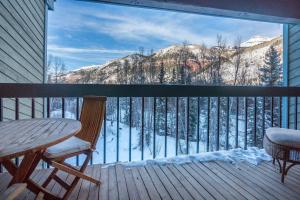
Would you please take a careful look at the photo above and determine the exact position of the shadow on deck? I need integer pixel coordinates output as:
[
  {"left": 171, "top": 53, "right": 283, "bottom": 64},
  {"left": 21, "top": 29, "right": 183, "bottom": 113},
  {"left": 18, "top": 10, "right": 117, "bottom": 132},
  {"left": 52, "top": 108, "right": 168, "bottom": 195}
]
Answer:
[{"left": 0, "top": 161, "right": 299, "bottom": 200}]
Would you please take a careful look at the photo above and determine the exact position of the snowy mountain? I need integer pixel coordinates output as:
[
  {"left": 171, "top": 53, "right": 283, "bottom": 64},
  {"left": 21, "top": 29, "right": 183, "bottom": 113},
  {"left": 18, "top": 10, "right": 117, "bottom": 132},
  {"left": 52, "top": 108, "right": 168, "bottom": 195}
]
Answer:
[
  {"left": 60, "top": 35, "right": 282, "bottom": 85},
  {"left": 241, "top": 35, "right": 273, "bottom": 47}
]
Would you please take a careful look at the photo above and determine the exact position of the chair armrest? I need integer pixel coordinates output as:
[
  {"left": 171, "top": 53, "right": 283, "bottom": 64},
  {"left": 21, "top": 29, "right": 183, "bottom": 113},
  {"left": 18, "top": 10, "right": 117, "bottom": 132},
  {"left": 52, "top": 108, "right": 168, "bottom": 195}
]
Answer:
[{"left": 0, "top": 183, "right": 27, "bottom": 200}]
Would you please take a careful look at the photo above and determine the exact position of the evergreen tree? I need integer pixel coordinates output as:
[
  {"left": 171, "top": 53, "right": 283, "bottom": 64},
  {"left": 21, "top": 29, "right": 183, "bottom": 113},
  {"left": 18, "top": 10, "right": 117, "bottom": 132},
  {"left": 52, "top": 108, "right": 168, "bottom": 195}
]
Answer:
[
  {"left": 159, "top": 60, "right": 166, "bottom": 84},
  {"left": 259, "top": 45, "right": 281, "bottom": 86},
  {"left": 123, "top": 59, "right": 130, "bottom": 84},
  {"left": 171, "top": 68, "right": 177, "bottom": 84}
]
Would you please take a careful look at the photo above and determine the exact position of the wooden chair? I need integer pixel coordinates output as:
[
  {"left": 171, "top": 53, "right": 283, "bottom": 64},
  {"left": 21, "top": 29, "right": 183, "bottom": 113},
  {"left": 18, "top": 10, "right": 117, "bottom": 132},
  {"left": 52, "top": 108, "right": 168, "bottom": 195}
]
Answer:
[
  {"left": 41, "top": 96, "right": 106, "bottom": 199},
  {"left": 0, "top": 183, "right": 27, "bottom": 200}
]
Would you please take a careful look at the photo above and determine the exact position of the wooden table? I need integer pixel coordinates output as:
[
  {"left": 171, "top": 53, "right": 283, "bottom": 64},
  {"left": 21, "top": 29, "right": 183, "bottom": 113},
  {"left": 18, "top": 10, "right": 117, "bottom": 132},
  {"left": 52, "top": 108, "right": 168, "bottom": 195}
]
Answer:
[{"left": 0, "top": 118, "right": 81, "bottom": 199}]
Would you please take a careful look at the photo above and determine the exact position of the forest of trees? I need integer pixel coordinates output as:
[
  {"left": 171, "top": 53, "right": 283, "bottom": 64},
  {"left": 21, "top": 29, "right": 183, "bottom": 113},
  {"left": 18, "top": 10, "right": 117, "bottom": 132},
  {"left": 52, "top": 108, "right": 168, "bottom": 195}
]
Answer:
[{"left": 47, "top": 35, "right": 282, "bottom": 156}]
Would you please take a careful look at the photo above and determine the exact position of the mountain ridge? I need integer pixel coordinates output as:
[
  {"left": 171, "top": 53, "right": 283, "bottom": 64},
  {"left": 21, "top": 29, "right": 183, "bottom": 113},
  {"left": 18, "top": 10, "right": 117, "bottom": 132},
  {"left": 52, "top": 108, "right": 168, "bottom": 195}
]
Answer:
[{"left": 60, "top": 35, "right": 282, "bottom": 85}]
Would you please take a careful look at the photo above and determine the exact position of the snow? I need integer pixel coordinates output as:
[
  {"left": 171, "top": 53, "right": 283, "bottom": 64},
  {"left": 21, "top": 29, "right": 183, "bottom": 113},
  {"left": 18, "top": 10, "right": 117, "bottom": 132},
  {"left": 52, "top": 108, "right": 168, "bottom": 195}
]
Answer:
[
  {"left": 102, "top": 147, "right": 271, "bottom": 168},
  {"left": 241, "top": 35, "right": 272, "bottom": 48},
  {"left": 59, "top": 115, "right": 270, "bottom": 167}
]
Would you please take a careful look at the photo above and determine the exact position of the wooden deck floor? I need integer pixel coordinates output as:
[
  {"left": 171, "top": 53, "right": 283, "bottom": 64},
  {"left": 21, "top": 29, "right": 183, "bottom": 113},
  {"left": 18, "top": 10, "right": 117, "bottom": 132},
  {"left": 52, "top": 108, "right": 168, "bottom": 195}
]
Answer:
[{"left": 1, "top": 161, "right": 300, "bottom": 200}]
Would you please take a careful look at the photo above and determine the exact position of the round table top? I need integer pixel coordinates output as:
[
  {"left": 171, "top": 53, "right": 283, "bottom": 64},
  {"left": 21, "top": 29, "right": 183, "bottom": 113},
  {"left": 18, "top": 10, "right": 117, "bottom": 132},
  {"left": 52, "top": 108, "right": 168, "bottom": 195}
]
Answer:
[{"left": 0, "top": 118, "right": 81, "bottom": 161}]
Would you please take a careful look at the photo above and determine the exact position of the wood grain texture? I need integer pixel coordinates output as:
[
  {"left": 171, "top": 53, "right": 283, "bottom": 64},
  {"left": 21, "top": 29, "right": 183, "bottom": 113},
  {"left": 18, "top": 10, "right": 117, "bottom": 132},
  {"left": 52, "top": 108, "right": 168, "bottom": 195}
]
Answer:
[
  {"left": 0, "top": 119, "right": 81, "bottom": 160},
  {"left": 0, "top": 183, "right": 27, "bottom": 200},
  {"left": 0, "top": 161, "right": 300, "bottom": 200}
]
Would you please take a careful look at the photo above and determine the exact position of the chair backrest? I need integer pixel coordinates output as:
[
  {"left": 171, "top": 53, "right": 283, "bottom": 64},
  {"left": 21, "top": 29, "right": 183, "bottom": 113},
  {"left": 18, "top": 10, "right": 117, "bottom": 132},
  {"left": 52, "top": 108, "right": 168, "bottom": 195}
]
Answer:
[{"left": 75, "top": 96, "right": 106, "bottom": 149}]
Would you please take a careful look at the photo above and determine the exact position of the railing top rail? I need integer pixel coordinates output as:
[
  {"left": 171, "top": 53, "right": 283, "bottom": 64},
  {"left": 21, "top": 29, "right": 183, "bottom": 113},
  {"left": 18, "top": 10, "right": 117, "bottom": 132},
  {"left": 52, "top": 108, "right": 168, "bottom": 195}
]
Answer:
[{"left": 0, "top": 83, "right": 299, "bottom": 98}]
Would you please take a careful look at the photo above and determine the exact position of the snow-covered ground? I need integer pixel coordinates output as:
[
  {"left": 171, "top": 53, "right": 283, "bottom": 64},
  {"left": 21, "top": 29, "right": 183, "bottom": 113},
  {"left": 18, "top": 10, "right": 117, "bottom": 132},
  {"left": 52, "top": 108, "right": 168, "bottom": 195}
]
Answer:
[
  {"left": 117, "top": 147, "right": 271, "bottom": 167},
  {"left": 59, "top": 117, "right": 269, "bottom": 167}
]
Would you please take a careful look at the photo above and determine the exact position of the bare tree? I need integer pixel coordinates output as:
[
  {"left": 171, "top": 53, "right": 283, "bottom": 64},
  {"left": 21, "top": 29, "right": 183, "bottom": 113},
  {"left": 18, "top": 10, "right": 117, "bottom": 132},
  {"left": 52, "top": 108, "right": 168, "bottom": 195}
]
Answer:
[{"left": 233, "top": 36, "right": 242, "bottom": 85}]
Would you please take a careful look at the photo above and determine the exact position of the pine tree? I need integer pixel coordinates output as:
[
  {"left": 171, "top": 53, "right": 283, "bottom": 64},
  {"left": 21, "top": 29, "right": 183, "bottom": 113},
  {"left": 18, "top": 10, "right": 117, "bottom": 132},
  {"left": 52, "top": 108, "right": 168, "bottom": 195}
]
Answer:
[
  {"left": 159, "top": 61, "right": 165, "bottom": 84},
  {"left": 123, "top": 59, "right": 130, "bottom": 84},
  {"left": 259, "top": 45, "right": 281, "bottom": 86},
  {"left": 171, "top": 68, "right": 177, "bottom": 84}
]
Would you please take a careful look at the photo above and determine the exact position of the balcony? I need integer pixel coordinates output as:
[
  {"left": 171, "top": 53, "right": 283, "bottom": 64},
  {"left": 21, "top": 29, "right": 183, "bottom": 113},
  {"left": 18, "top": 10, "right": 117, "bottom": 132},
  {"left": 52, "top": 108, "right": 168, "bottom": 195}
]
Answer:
[{"left": 0, "top": 83, "right": 300, "bottom": 199}]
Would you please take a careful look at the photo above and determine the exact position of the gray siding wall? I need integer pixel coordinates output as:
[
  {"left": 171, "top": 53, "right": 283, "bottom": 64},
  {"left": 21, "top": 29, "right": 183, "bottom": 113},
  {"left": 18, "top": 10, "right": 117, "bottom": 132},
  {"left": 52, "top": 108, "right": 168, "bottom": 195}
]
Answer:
[
  {"left": 287, "top": 24, "right": 300, "bottom": 128},
  {"left": 0, "top": 0, "right": 46, "bottom": 120}
]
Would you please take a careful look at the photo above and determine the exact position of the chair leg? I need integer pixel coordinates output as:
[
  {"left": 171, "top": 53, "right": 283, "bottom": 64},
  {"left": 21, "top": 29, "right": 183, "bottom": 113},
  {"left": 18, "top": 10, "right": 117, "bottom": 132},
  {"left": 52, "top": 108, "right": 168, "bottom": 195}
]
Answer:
[
  {"left": 42, "top": 167, "right": 58, "bottom": 188},
  {"left": 281, "top": 160, "right": 287, "bottom": 183},
  {"left": 62, "top": 153, "right": 94, "bottom": 199}
]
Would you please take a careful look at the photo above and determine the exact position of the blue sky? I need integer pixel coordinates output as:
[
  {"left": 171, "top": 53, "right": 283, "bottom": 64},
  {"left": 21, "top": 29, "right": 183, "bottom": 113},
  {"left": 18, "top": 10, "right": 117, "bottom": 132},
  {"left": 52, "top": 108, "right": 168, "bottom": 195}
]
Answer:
[{"left": 48, "top": 0, "right": 282, "bottom": 71}]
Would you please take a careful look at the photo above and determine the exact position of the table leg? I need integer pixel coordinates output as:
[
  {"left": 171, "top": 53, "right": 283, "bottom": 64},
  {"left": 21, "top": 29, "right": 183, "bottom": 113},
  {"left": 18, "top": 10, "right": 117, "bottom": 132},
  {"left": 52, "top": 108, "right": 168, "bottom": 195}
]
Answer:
[
  {"left": 2, "top": 151, "right": 61, "bottom": 200},
  {"left": 9, "top": 151, "right": 42, "bottom": 185}
]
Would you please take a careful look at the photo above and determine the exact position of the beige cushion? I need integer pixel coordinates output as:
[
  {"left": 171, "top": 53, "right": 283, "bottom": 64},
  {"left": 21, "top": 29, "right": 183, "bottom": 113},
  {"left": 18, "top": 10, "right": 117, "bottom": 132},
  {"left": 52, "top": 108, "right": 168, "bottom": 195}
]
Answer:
[
  {"left": 266, "top": 127, "right": 300, "bottom": 148},
  {"left": 44, "top": 136, "right": 91, "bottom": 159}
]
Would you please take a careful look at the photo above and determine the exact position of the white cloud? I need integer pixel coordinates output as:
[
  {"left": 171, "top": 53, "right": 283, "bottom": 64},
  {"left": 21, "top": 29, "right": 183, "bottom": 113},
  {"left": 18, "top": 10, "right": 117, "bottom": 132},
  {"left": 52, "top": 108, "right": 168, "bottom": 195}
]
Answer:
[{"left": 47, "top": 45, "right": 135, "bottom": 54}]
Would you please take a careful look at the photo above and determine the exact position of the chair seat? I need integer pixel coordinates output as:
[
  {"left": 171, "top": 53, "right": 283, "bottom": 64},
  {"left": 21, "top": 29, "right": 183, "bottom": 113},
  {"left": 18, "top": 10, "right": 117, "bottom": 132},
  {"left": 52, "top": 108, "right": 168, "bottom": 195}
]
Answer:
[
  {"left": 266, "top": 127, "right": 300, "bottom": 148},
  {"left": 44, "top": 136, "right": 91, "bottom": 159}
]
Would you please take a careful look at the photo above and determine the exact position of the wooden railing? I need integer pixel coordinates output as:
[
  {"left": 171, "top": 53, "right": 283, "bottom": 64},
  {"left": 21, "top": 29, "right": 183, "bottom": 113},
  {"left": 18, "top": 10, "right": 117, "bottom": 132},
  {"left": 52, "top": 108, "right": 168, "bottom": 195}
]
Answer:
[{"left": 0, "top": 83, "right": 299, "bottom": 170}]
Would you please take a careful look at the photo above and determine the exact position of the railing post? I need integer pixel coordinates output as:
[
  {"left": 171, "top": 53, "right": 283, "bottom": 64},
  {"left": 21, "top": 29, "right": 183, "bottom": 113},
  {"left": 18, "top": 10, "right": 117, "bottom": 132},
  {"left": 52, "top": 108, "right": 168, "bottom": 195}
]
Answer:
[
  {"left": 141, "top": 97, "right": 145, "bottom": 160},
  {"left": 15, "top": 98, "right": 19, "bottom": 166},
  {"left": 197, "top": 97, "right": 200, "bottom": 153},
  {"left": 186, "top": 97, "right": 190, "bottom": 154},
  {"left": 226, "top": 97, "right": 230, "bottom": 150},
  {"left": 254, "top": 97, "right": 257, "bottom": 147},
  {"left": 164, "top": 97, "right": 168, "bottom": 157},
  {"left": 153, "top": 97, "right": 156, "bottom": 159},
  {"left": 176, "top": 97, "right": 179, "bottom": 156},
  {"left": 216, "top": 97, "right": 220, "bottom": 151},
  {"left": 103, "top": 103, "right": 107, "bottom": 164},
  {"left": 76, "top": 97, "right": 80, "bottom": 166},
  {"left": 62, "top": 97, "right": 65, "bottom": 118},
  {"left": 31, "top": 98, "right": 35, "bottom": 119},
  {"left": 235, "top": 97, "right": 239, "bottom": 148},
  {"left": 129, "top": 97, "right": 132, "bottom": 162},
  {"left": 116, "top": 97, "right": 120, "bottom": 162},
  {"left": 295, "top": 97, "right": 298, "bottom": 130},
  {"left": 207, "top": 97, "right": 210, "bottom": 152},
  {"left": 244, "top": 97, "right": 248, "bottom": 150},
  {"left": 0, "top": 98, "right": 2, "bottom": 173}
]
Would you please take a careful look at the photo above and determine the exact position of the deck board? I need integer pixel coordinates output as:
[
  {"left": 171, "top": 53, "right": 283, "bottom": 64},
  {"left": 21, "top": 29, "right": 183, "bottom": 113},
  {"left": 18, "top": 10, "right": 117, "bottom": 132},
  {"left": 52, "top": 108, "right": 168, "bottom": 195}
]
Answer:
[{"left": 1, "top": 161, "right": 300, "bottom": 200}]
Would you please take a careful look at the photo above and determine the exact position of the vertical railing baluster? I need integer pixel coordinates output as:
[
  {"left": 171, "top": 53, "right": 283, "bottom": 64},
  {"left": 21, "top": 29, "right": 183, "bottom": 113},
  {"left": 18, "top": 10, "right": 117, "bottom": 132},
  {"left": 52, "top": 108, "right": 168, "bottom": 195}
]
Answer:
[
  {"left": 262, "top": 97, "right": 266, "bottom": 138},
  {"left": 244, "top": 97, "right": 248, "bottom": 150},
  {"left": 287, "top": 97, "right": 290, "bottom": 128},
  {"left": 197, "top": 97, "right": 200, "bottom": 153},
  {"left": 76, "top": 98, "right": 79, "bottom": 166},
  {"left": 31, "top": 98, "right": 35, "bottom": 119},
  {"left": 117, "top": 97, "right": 120, "bottom": 162},
  {"left": 206, "top": 97, "right": 210, "bottom": 152},
  {"left": 186, "top": 97, "right": 190, "bottom": 154},
  {"left": 46, "top": 97, "right": 50, "bottom": 168},
  {"left": 226, "top": 97, "right": 230, "bottom": 150},
  {"left": 235, "top": 97, "right": 239, "bottom": 148},
  {"left": 271, "top": 97, "right": 274, "bottom": 127},
  {"left": 164, "top": 97, "right": 168, "bottom": 157},
  {"left": 103, "top": 103, "right": 107, "bottom": 164},
  {"left": 254, "top": 97, "right": 257, "bottom": 147},
  {"left": 141, "top": 97, "right": 145, "bottom": 160},
  {"left": 216, "top": 97, "right": 220, "bottom": 151},
  {"left": 153, "top": 97, "right": 156, "bottom": 159},
  {"left": 47, "top": 97, "right": 50, "bottom": 118},
  {"left": 176, "top": 97, "right": 179, "bottom": 156},
  {"left": 280, "top": 97, "right": 282, "bottom": 128},
  {"left": 62, "top": 97, "right": 65, "bottom": 118},
  {"left": 0, "top": 98, "right": 2, "bottom": 173},
  {"left": 15, "top": 98, "right": 19, "bottom": 166},
  {"left": 129, "top": 97, "right": 132, "bottom": 162},
  {"left": 295, "top": 97, "right": 298, "bottom": 130}
]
